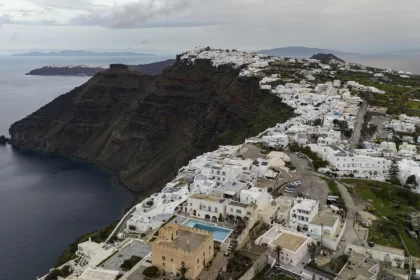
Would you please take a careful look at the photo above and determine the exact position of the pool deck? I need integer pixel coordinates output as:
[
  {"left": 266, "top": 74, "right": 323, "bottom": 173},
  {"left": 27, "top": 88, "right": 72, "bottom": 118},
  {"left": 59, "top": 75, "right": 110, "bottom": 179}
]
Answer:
[{"left": 180, "top": 217, "right": 233, "bottom": 243}]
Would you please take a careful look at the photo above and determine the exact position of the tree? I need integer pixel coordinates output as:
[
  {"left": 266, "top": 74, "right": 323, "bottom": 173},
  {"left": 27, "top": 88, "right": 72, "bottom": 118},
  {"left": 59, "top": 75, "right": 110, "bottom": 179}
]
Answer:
[
  {"left": 143, "top": 266, "right": 159, "bottom": 278},
  {"left": 218, "top": 213, "right": 224, "bottom": 222},
  {"left": 405, "top": 175, "right": 418, "bottom": 189},
  {"left": 388, "top": 160, "right": 401, "bottom": 186},
  {"left": 274, "top": 245, "right": 283, "bottom": 266},
  {"left": 313, "top": 118, "right": 322, "bottom": 126},
  {"left": 178, "top": 263, "right": 190, "bottom": 280}
]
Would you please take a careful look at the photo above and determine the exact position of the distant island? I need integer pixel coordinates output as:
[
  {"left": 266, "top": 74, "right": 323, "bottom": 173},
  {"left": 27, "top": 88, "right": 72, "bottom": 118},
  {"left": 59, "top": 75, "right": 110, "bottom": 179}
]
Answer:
[
  {"left": 25, "top": 59, "right": 175, "bottom": 76},
  {"left": 12, "top": 50, "right": 155, "bottom": 57},
  {"left": 310, "top": 53, "right": 346, "bottom": 64},
  {"left": 258, "top": 46, "right": 358, "bottom": 57}
]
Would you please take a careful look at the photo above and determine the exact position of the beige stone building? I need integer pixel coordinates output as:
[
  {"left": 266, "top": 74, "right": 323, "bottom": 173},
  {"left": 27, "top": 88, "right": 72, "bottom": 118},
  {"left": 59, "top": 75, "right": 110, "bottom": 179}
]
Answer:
[{"left": 152, "top": 224, "right": 214, "bottom": 280}]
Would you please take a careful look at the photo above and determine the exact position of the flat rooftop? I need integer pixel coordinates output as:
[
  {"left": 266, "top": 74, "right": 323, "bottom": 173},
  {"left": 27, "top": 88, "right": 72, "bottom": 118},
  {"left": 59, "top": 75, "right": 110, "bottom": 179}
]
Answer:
[
  {"left": 156, "top": 228, "right": 209, "bottom": 252},
  {"left": 79, "top": 267, "right": 119, "bottom": 280},
  {"left": 273, "top": 232, "right": 308, "bottom": 252},
  {"left": 190, "top": 193, "right": 224, "bottom": 202},
  {"left": 311, "top": 210, "right": 338, "bottom": 227},
  {"left": 228, "top": 201, "right": 248, "bottom": 208},
  {"left": 338, "top": 258, "right": 378, "bottom": 280}
]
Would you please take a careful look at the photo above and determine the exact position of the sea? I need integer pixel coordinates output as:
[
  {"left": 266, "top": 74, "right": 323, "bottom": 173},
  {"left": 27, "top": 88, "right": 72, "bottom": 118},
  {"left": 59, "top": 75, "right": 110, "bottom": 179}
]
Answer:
[{"left": 0, "top": 55, "right": 169, "bottom": 280}]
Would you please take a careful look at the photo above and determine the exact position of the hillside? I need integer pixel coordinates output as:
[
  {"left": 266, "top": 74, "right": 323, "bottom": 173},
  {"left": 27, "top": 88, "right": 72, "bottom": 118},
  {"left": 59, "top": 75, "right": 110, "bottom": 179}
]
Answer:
[
  {"left": 310, "top": 53, "right": 345, "bottom": 64},
  {"left": 26, "top": 59, "right": 175, "bottom": 76},
  {"left": 9, "top": 54, "right": 295, "bottom": 194}
]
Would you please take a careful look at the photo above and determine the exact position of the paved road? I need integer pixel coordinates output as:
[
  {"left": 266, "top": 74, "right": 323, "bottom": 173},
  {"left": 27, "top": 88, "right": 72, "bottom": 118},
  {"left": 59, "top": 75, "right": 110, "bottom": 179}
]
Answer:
[
  {"left": 349, "top": 101, "right": 368, "bottom": 153},
  {"left": 286, "top": 153, "right": 329, "bottom": 208},
  {"left": 402, "top": 87, "right": 420, "bottom": 95},
  {"left": 105, "top": 206, "right": 136, "bottom": 243}
]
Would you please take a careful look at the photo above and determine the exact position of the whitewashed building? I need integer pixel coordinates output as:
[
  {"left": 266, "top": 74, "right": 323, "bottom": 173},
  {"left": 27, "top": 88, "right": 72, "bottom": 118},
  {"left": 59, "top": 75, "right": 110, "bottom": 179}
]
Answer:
[
  {"left": 256, "top": 225, "right": 312, "bottom": 266},
  {"left": 289, "top": 198, "right": 319, "bottom": 230}
]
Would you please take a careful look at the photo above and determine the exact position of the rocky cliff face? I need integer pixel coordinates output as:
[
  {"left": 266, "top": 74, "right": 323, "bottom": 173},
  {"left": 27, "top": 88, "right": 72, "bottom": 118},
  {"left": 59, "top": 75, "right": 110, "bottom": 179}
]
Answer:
[{"left": 10, "top": 57, "right": 294, "bottom": 194}]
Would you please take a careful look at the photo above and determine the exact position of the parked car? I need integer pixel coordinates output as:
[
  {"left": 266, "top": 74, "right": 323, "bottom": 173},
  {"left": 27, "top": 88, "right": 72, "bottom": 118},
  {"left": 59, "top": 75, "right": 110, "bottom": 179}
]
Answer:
[{"left": 294, "top": 181, "right": 301, "bottom": 186}]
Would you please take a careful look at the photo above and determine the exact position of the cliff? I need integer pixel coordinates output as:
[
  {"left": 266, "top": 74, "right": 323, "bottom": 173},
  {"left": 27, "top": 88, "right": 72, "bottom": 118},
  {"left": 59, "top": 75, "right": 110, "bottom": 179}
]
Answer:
[
  {"left": 25, "top": 59, "right": 175, "bottom": 76},
  {"left": 10, "top": 56, "right": 295, "bottom": 193}
]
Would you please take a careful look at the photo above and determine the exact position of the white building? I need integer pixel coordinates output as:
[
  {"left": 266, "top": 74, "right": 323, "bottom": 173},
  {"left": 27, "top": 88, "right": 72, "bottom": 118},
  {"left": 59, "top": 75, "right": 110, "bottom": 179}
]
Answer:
[
  {"left": 398, "top": 142, "right": 417, "bottom": 158},
  {"left": 76, "top": 239, "right": 115, "bottom": 266},
  {"left": 240, "top": 186, "right": 271, "bottom": 208},
  {"left": 227, "top": 201, "right": 257, "bottom": 220},
  {"left": 337, "top": 253, "right": 380, "bottom": 280},
  {"left": 308, "top": 207, "right": 346, "bottom": 251},
  {"left": 398, "top": 159, "right": 420, "bottom": 187},
  {"left": 187, "top": 193, "right": 229, "bottom": 221},
  {"left": 256, "top": 225, "right": 312, "bottom": 266},
  {"left": 345, "top": 244, "right": 405, "bottom": 268},
  {"left": 262, "top": 134, "right": 289, "bottom": 148},
  {"left": 126, "top": 182, "right": 189, "bottom": 233},
  {"left": 289, "top": 198, "right": 319, "bottom": 230},
  {"left": 317, "top": 145, "right": 391, "bottom": 178}
]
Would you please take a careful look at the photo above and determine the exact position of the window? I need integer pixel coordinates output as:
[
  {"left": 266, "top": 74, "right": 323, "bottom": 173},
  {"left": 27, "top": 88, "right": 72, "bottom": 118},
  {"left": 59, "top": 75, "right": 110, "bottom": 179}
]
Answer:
[
  {"left": 163, "top": 262, "right": 165, "bottom": 266},
  {"left": 236, "top": 209, "right": 242, "bottom": 214},
  {"left": 162, "top": 256, "right": 166, "bottom": 261},
  {"left": 171, "top": 258, "right": 173, "bottom": 262},
  {"left": 197, "top": 259, "right": 200, "bottom": 263},
  {"left": 208, "top": 206, "right": 211, "bottom": 211},
  {"left": 215, "top": 208, "right": 218, "bottom": 213},
  {"left": 247, "top": 212, "right": 252, "bottom": 216},
  {"left": 230, "top": 208, "right": 233, "bottom": 212}
]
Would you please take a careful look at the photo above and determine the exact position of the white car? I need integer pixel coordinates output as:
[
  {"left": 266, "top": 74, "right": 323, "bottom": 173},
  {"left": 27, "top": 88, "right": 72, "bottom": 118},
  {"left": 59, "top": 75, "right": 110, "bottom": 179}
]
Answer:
[{"left": 294, "top": 181, "right": 301, "bottom": 186}]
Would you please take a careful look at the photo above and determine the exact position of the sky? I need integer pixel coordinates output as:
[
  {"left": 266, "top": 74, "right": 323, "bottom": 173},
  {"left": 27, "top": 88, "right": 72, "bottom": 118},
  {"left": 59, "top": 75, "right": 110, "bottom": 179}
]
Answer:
[{"left": 0, "top": 0, "right": 420, "bottom": 55}]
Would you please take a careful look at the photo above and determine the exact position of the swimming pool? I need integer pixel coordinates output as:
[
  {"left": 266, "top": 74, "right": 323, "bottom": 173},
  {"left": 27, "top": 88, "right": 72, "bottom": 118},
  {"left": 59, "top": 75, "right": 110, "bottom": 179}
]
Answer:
[{"left": 183, "top": 219, "right": 232, "bottom": 242}]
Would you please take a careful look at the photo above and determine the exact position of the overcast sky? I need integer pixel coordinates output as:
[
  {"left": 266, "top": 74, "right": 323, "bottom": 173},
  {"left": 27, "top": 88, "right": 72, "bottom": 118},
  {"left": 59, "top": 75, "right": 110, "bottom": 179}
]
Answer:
[{"left": 0, "top": 0, "right": 419, "bottom": 55}]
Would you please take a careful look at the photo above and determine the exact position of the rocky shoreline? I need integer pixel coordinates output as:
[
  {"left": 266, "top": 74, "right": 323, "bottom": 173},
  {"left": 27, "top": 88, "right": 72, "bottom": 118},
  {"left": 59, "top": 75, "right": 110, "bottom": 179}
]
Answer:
[{"left": 0, "top": 135, "right": 9, "bottom": 145}]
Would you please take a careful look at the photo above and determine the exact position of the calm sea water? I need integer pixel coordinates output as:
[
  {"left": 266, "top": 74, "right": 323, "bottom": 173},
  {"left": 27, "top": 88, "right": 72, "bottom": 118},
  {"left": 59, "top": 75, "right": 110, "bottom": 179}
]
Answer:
[
  {"left": 0, "top": 55, "right": 168, "bottom": 280},
  {"left": 341, "top": 54, "right": 420, "bottom": 74}
]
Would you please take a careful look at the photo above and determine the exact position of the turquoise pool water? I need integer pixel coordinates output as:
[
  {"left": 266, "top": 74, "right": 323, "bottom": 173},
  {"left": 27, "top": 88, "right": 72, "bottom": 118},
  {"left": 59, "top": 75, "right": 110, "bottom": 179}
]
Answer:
[{"left": 184, "top": 219, "right": 232, "bottom": 241}]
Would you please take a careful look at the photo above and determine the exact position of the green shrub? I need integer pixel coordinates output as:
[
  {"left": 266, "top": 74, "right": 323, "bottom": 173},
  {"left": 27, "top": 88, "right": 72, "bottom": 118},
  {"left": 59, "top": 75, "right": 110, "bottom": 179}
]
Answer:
[
  {"left": 143, "top": 265, "right": 159, "bottom": 278},
  {"left": 120, "top": 256, "right": 142, "bottom": 271}
]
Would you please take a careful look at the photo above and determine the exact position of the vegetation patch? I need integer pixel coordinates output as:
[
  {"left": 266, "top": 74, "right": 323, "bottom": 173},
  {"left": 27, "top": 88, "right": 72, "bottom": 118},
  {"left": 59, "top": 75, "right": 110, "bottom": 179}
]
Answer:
[
  {"left": 54, "top": 221, "right": 119, "bottom": 267},
  {"left": 143, "top": 265, "right": 159, "bottom": 278},
  {"left": 120, "top": 255, "right": 142, "bottom": 271},
  {"left": 44, "top": 265, "right": 72, "bottom": 280},
  {"left": 341, "top": 179, "right": 420, "bottom": 257},
  {"left": 321, "top": 177, "right": 340, "bottom": 196},
  {"left": 251, "top": 265, "right": 270, "bottom": 280},
  {"left": 289, "top": 143, "right": 328, "bottom": 169}
]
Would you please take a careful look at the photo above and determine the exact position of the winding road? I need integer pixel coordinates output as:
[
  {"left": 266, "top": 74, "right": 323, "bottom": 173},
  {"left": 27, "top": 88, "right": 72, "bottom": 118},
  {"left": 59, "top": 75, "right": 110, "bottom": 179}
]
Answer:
[{"left": 349, "top": 100, "right": 368, "bottom": 153}]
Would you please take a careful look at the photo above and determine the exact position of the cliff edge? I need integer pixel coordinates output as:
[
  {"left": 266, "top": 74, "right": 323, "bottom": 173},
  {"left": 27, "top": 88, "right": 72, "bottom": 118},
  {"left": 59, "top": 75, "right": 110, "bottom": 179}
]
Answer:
[{"left": 10, "top": 50, "right": 295, "bottom": 194}]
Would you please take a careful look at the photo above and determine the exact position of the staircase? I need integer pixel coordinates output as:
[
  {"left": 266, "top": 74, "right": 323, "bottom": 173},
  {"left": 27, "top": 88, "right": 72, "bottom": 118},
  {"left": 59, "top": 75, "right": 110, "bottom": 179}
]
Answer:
[{"left": 228, "top": 238, "right": 238, "bottom": 252}]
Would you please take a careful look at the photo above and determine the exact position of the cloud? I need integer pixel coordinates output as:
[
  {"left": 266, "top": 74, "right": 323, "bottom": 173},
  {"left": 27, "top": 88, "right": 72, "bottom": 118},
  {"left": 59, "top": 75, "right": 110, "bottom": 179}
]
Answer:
[
  {"left": 28, "top": 0, "right": 104, "bottom": 12},
  {"left": 110, "top": 0, "right": 190, "bottom": 28}
]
